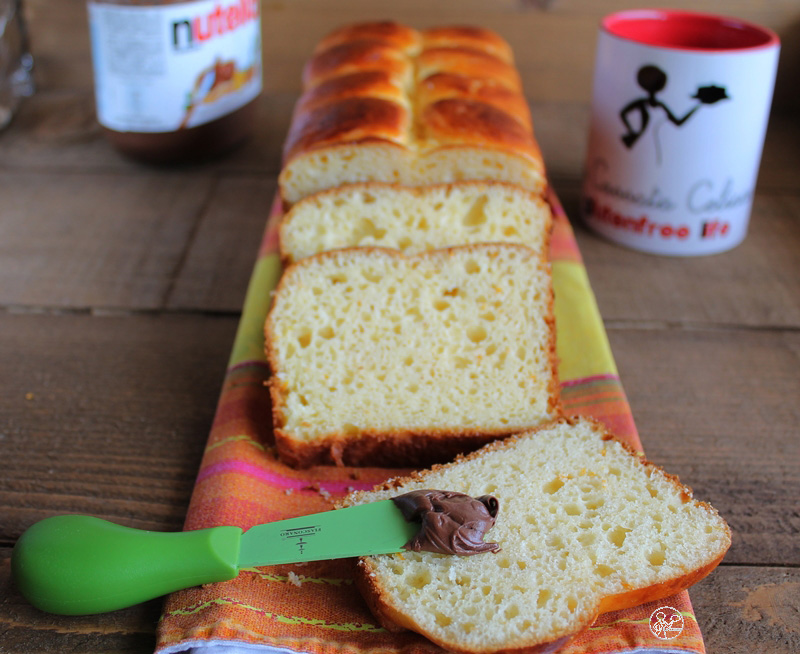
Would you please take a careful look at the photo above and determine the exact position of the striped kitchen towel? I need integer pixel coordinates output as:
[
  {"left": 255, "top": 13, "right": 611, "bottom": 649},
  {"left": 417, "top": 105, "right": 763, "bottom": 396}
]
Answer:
[{"left": 154, "top": 188, "right": 706, "bottom": 654}]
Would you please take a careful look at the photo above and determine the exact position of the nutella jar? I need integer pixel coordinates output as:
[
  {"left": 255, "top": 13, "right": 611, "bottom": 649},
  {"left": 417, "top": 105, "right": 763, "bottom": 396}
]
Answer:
[{"left": 87, "top": 0, "right": 262, "bottom": 163}]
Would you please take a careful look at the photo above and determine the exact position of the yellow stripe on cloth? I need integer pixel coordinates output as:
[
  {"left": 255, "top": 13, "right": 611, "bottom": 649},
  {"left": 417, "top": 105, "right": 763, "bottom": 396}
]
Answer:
[
  {"left": 552, "top": 260, "right": 618, "bottom": 382},
  {"left": 228, "top": 254, "right": 282, "bottom": 368}
]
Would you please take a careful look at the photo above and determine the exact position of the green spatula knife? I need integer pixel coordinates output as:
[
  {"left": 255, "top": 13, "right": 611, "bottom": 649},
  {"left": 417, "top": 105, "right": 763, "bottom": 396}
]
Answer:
[{"left": 12, "top": 500, "right": 418, "bottom": 616}]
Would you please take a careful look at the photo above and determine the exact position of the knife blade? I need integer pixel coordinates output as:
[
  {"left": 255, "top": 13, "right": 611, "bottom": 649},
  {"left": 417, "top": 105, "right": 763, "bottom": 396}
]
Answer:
[{"left": 12, "top": 500, "right": 418, "bottom": 616}]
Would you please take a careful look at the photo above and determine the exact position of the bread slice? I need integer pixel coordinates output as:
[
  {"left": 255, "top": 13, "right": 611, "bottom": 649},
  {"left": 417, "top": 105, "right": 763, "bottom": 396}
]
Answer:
[
  {"left": 264, "top": 243, "right": 560, "bottom": 468},
  {"left": 279, "top": 22, "right": 545, "bottom": 205},
  {"left": 278, "top": 182, "right": 553, "bottom": 264},
  {"left": 344, "top": 417, "right": 731, "bottom": 654}
]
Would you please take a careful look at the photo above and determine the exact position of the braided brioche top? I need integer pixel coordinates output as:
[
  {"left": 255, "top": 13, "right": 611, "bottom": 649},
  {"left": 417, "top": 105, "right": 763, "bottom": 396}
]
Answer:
[{"left": 279, "top": 22, "right": 545, "bottom": 204}]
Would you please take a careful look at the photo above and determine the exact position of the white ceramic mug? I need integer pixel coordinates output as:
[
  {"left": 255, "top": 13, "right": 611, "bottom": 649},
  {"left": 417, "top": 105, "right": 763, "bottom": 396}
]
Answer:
[{"left": 581, "top": 10, "right": 780, "bottom": 256}]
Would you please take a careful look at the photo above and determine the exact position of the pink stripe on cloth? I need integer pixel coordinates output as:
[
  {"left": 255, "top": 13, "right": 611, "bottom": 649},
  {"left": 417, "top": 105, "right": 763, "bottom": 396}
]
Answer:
[
  {"left": 196, "top": 460, "right": 379, "bottom": 495},
  {"left": 561, "top": 373, "right": 621, "bottom": 387}
]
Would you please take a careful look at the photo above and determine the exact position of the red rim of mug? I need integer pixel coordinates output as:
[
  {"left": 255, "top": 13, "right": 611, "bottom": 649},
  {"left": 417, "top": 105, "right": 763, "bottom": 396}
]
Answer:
[{"left": 602, "top": 9, "right": 780, "bottom": 52}]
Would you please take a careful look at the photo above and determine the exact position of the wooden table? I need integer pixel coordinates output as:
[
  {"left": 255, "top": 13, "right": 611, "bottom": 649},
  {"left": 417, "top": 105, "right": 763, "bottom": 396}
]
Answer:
[{"left": 1, "top": 2, "right": 798, "bottom": 652}]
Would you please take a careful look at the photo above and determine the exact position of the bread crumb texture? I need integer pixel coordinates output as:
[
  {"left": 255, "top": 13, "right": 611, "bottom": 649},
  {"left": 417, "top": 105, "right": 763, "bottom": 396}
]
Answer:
[
  {"left": 279, "top": 182, "right": 552, "bottom": 263},
  {"left": 347, "top": 418, "right": 731, "bottom": 653},
  {"left": 265, "top": 244, "right": 557, "bottom": 455}
]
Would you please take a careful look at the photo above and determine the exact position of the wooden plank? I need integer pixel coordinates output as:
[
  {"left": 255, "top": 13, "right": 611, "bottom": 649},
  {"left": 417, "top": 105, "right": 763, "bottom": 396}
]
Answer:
[
  {"left": 605, "top": 327, "right": 800, "bottom": 567},
  {"left": 0, "top": 171, "right": 214, "bottom": 310},
  {"left": 167, "top": 177, "right": 278, "bottom": 312},
  {"left": 0, "top": 313, "right": 238, "bottom": 541},
  {"left": 690, "top": 565, "right": 800, "bottom": 654},
  {"left": 552, "top": 184, "right": 800, "bottom": 329}
]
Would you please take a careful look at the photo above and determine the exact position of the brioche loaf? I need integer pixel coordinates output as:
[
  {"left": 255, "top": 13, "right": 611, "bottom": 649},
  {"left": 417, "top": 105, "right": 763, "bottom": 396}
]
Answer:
[
  {"left": 279, "top": 182, "right": 553, "bottom": 264},
  {"left": 344, "top": 416, "right": 731, "bottom": 654},
  {"left": 279, "top": 22, "right": 545, "bottom": 206},
  {"left": 264, "top": 243, "right": 560, "bottom": 468}
]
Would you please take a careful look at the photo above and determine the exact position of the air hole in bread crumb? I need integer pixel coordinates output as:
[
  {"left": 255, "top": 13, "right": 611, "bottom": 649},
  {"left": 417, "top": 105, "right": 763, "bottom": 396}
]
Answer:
[
  {"left": 608, "top": 526, "right": 630, "bottom": 547},
  {"left": 503, "top": 226, "right": 520, "bottom": 237},
  {"left": 409, "top": 569, "right": 432, "bottom": 589},
  {"left": 435, "top": 612, "right": 452, "bottom": 627},
  {"left": 504, "top": 604, "right": 520, "bottom": 619},
  {"left": 319, "top": 326, "right": 335, "bottom": 339},
  {"left": 361, "top": 266, "right": 384, "bottom": 282},
  {"left": 543, "top": 478, "right": 564, "bottom": 494},
  {"left": 647, "top": 545, "right": 666, "bottom": 566},
  {"left": 297, "top": 328, "right": 312, "bottom": 348},
  {"left": 433, "top": 300, "right": 450, "bottom": 311},
  {"left": 596, "top": 564, "right": 615, "bottom": 577},
  {"left": 462, "top": 195, "right": 489, "bottom": 228},
  {"left": 564, "top": 503, "right": 581, "bottom": 516},
  {"left": 536, "top": 589, "right": 552, "bottom": 608},
  {"left": 467, "top": 325, "right": 487, "bottom": 343},
  {"left": 465, "top": 259, "right": 481, "bottom": 274},
  {"left": 567, "top": 596, "right": 578, "bottom": 612}
]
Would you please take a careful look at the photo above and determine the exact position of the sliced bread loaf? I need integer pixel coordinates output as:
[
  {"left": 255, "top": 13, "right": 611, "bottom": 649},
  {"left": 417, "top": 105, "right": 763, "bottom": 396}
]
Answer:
[
  {"left": 264, "top": 243, "right": 560, "bottom": 468},
  {"left": 344, "top": 416, "right": 731, "bottom": 654},
  {"left": 278, "top": 182, "right": 553, "bottom": 264}
]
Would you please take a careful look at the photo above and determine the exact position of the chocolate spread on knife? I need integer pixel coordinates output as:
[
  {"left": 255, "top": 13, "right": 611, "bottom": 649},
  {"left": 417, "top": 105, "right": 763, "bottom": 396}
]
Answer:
[{"left": 392, "top": 490, "right": 500, "bottom": 555}]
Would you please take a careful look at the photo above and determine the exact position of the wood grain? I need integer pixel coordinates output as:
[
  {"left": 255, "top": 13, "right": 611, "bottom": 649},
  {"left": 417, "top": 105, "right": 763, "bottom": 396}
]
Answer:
[
  {"left": 606, "top": 327, "right": 800, "bottom": 566},
  {"left": 690, "top": 566, "right": 800, "bottom": 654},
  {"left": 0, "top": 313, "right": 238, "bottom": 541}
]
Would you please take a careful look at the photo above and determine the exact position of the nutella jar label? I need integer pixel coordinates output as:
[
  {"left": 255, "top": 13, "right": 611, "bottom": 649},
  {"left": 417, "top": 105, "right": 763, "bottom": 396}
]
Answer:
[{"left": 88, "top": 0, "right": 262, "bottom": 133}]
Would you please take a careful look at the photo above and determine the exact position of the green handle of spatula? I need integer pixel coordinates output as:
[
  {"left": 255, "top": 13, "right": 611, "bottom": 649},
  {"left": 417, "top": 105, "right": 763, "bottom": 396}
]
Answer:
[{"left": 11, "top": 515, "right": 242, "bottom": 615}]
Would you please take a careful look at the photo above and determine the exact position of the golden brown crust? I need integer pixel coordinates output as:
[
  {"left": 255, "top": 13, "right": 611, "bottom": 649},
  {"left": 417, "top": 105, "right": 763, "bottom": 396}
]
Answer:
[
  {"left": 313, "top": 21, "right": 421, "bottom": 54},
  {"left": 418, "top": 72, "right": 532, "bottom": 130},
  {"left": 281, "top": 21, "right": 544, "bottom": 187},
  {"left": 421, "top": 26, "right": 515, "bottom": 63},
  {"left": 303, "top": 40, "right": 414, "bottom": 89}
]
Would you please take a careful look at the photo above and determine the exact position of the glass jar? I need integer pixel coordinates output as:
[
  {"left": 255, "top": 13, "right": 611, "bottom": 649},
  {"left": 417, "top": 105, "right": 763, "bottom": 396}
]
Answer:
[{"left": 87, "top": 0, "right": 262, "bottom": 163}]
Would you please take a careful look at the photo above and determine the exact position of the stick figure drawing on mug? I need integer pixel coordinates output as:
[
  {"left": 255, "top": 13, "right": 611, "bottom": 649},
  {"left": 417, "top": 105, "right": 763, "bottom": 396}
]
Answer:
[{"left": 620, "top": 64, "right": 729, "bottom": 162}]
